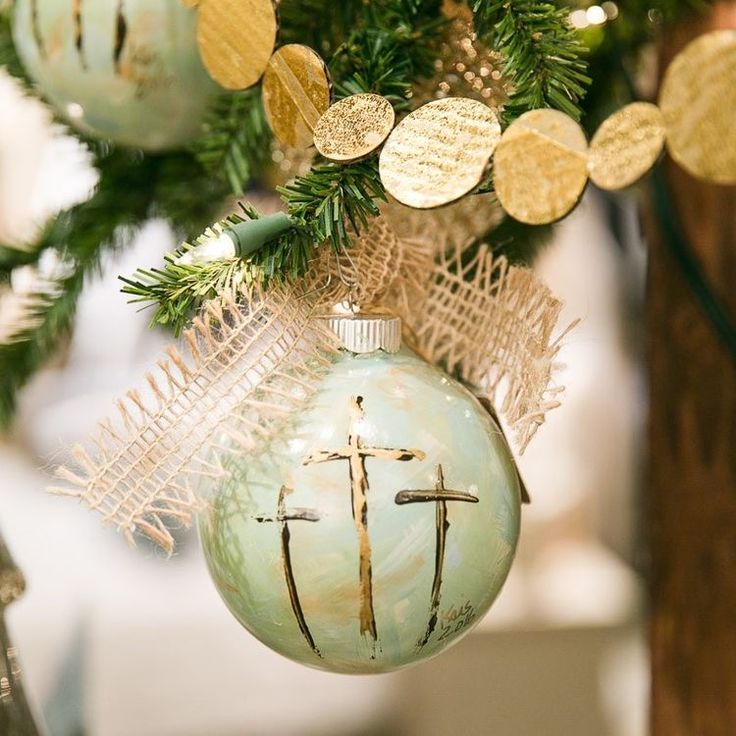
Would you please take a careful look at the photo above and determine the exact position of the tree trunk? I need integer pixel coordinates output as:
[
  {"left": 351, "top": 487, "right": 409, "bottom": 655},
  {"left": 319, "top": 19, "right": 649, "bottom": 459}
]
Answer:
[{"left": 649, "top": 5, "right": 736, "bottom": 734}]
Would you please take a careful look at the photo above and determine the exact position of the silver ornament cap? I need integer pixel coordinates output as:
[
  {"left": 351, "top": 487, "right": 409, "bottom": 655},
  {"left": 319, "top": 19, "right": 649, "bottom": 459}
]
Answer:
[{"left": 323, "top": 311, "right": 402, "bottom": 354}]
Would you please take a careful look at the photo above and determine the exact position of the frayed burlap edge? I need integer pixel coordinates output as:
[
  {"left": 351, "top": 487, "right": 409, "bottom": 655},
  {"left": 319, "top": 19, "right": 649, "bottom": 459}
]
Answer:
[
  {"left": 390, "top": 241, "right": 578, "bottom": 453},
  {"left": 50, "top": 215, "right": 575, "bottom": 552},
  {"left": 50, "top": 286, "right": 340, "bottom": 554}
]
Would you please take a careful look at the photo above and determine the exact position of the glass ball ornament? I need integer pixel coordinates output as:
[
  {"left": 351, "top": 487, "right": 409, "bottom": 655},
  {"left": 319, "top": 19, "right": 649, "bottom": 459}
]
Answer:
[
  {"left": 12, "top": 0, "right": 218, "bottom": 151},
  {"left": 199, "top": 314, "right": 522, "bottom": 674}
]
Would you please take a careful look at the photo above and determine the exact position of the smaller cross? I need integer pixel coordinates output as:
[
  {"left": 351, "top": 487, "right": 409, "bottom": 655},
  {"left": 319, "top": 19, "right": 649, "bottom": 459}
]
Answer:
[
  {"left": 395, "top": 465, "right": 479, "bottom": 647},
  {"left": 255, "top": 486, "right": 322, "bottom": 658}
]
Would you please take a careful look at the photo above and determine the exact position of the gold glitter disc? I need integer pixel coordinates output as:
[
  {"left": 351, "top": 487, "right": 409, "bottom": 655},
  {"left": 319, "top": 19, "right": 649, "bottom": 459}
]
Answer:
[
  {"left": 262, "top": 44, "right": 331, "bottom": 149},
  {"left": 659, "top": 30, "right": 736, "bottom": 184},
  {"left": 197, "top": 0, "right": 278, "bottom": 90},
  {"left": 314, "top": 94, "right": 395, "bottom": 162},
  {"left": 379, "top": 97, "right": 501, "bottom": 209},
  {"left": 588, "top": 102, "right": 666, "bottom": 190},
  {"left": 494, "top": 109, "right": 588, "bottom": 225}
]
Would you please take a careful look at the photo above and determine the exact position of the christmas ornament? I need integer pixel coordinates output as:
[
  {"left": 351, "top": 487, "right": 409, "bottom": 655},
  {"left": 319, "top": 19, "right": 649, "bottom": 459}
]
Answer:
[
  {"left": 12, "top": 0, "right": 218, "bottom": 151},
  {"left": 588, "top": 102, "right": 666, "bottom": 191},
  {"left": 314, "top": 93, "right": 395, "bottom": 162},
  {"left": 196, "top": 0, "right": 278, "bottom": 90},
  {"left": 199, "top": 313, "right": 521, "bottom": 673},
  {"left": 262, "top": 44, "right": 331, "bottom": 149},
  {"left": 659, "top": 30, "right": 736, "bottom": 185},
  {"left": 379, "top": 97, "right": 501, "bottom": 208},
  {"left": 494, "top": 109, "right": 589, "bottom": 225}
]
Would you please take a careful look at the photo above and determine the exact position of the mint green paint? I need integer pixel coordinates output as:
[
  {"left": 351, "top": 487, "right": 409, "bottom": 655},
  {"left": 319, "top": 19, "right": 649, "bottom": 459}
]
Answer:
[
  {"left": 13, "top": 0, "right": 218, "bottom": 151},
  {"left": 200, "top": 348, "right": 521, "bottom": 674}
]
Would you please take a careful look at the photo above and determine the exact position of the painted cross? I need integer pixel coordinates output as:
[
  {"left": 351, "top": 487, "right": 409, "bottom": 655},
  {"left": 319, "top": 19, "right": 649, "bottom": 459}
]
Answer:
[
  {"left": 303, "top": 395, "right": 426, "bottom": 642},
  {"left": 255, "top": 485, "right": 322, "bottom": 658},
  {"left": 395, "top": 464, "right": 479, "bottom": 647}
]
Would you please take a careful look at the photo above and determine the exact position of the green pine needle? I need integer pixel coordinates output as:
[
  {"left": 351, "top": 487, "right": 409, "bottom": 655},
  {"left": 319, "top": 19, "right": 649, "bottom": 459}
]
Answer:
[
  {"left": 120, "top": 212, "right": 257, "bottom": 335},
  {"left": 473, "top": 1, "right": 591, "bottom": 122},
  {"left": 189, "top": 89, "right": 271, "bottom": 196}
]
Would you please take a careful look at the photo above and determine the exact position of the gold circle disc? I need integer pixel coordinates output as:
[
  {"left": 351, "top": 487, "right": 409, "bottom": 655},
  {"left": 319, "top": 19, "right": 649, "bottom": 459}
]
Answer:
[
  {"left": 197, "top": 0, "right": 278, "bottom": 91},
  {"left": 262, "top": 44, "right": 331, "bottom": 149},
  {"left": 659, "top": 30, "right": 736, "bottom": 184},
  {"left": 494, "top": 109, "right": 588, "bottom": 225},
  {"left": 588, "top": 102, "right": 666, "bottom": 190},
  {"left": 379, "top": 98, "right": 501, "bottom": 209},
  {"left": 314, "top": 94, "right": 395, "bottom": 162}
]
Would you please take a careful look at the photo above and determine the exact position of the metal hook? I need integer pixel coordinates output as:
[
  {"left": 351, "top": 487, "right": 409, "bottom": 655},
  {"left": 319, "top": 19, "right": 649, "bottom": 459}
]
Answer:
[{"left": 332, "top": 249, "right": 360, "bottom": 313}]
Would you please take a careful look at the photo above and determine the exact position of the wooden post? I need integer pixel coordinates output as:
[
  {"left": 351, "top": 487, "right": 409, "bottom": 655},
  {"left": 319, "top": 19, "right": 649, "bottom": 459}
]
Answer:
[{"left": 649, "top": 5, "right": 736, "bottom": 734}]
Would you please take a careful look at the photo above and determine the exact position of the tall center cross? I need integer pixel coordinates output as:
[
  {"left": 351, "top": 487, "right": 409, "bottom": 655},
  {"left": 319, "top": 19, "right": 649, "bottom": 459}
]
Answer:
[
  {"left": 255, "top": 485, "right": 322, "bottom": 657},
  {"left": 303, "top": 395, "right": 426, "bottom": 642},
  {"left": 395, "top": 464, "right": 479, "bottom": 647}
]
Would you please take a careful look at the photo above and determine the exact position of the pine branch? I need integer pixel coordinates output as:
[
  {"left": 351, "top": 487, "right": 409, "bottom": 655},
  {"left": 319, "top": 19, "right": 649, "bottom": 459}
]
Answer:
[
  {"left": 278, "top": 0, "right": 365, "bottom": 51},
  {"left": 189, "top": 89, "right": 271, "bottom": 196},
  {"left": 120, "top": 214, "right": 255, "bottom": 335},
  {"left": 249, "top": 0, "right": 444, "bottom": 281},
  {"left": 330, "top": 0, "right": 445, "bottom": 110},
  {"left": 270, "top": 158, "right": 385, "bottom": 267},
  {"left": 473, "top": 1, "right": 590, "bottom": 121}
]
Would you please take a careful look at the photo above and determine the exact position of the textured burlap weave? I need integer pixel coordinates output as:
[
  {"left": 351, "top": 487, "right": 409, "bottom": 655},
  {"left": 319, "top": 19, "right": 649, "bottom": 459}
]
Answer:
[
  {"left": 52, "top": 286, "right": 339, "bottom": 553},
  {"left": 53, "top": 212, "right": 573, "bottom": 551},
  {"left": 389, "top": 242, "right": 577, "bottom": 452}
]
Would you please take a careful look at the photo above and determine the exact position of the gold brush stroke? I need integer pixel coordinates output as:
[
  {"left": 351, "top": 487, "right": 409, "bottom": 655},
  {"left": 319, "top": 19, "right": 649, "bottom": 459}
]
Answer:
[
  {"left": 395, "top": 464, "right": 478, "bottom": 647},
  {"left": 255, "top": 486, "right": 322, "bottom": 657},
  {"left": 72, "top": 0, "right": 86, "bottom": 67},
  {"left": 30, "top": 0, "right": 46, "bottom": 58},
  {"left": 113, "top": 0, "right": 127, "bottom": 74},
  {"left": 304, "top": 395, "right": 426, "bottom": 643}
]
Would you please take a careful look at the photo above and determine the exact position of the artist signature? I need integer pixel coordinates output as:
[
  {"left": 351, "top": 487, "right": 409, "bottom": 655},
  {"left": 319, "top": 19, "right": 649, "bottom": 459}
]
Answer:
[{"left": 437, "top": 600, "right": 475, "bottom": 641}]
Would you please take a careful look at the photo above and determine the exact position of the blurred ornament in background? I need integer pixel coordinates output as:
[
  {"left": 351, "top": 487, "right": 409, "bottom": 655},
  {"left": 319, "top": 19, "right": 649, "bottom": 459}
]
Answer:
[
  {"left": 199, "top": 312, "right": 522, "bottom": 674},
  {"left": 0, "top": 532, "right": 44, "bottom": 736},
  {"left": 12, "top": 0, "right": 218, "bottom": 150}
]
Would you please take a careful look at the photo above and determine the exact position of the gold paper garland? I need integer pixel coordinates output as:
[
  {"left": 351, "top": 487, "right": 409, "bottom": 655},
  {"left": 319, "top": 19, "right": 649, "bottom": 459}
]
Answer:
[
  {"left": 379, "top": 97, "right": 501, "bottom": 209},
  {"left": 262, "top": 44, "right": 331, "bottom": 149},
  {"left": 196, "top": 0, "right": 278, "bottom": 90},
  {"left": 190, "top": 23, "right": 736, "bottom": 224},
  {"left": 588, "top": 102, "right": 666, "bottom": 191},
  {"left": 494, "top": 110, "right": 589, "bottom": 225},
  {"left": 659, "top": 30, "right": 736, "bottom": 185},
  {"left": 314, "top": 94, "right": 395, "bottom": 162}
]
